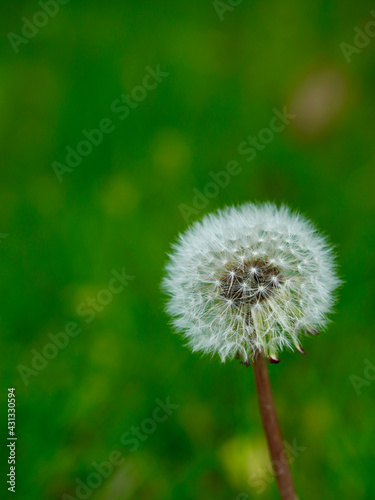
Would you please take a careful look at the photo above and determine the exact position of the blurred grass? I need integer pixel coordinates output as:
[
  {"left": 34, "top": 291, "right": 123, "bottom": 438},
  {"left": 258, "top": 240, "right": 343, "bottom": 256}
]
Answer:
[{"left": 0, "top": 0, "right": 375, "bottom": 499}]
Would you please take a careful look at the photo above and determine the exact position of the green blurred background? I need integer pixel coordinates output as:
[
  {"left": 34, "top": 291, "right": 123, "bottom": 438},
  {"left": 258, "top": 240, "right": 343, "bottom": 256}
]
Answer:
[{"left": 1, "top": 1, "right": 375, "bottom": 499}]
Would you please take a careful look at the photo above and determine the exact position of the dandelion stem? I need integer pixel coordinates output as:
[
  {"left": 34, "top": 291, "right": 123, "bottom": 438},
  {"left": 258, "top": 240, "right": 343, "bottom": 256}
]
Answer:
[{"left": 252, "top": 352, "right": 298, "bottom": 500}]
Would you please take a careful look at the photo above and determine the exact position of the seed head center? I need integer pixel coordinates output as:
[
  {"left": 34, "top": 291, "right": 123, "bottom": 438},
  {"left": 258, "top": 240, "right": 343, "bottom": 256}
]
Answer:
[{"left": 219, "top": 258, "right": 283, "bottom": 306}]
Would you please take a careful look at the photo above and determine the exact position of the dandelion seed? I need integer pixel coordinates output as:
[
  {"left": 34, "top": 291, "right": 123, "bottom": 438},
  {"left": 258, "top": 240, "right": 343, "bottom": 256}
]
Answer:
[{"left": 163, "top": 202, "right": 340, "bottom": 362}]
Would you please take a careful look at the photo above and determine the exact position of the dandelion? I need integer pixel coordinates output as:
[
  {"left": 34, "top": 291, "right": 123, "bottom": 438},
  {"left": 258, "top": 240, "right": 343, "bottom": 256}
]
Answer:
[
  {"left": 163, "top": 203, "right": 339, "bottom": 364},
  {"left": 163, "top": 202, "right": 340, "bottom": 500}
]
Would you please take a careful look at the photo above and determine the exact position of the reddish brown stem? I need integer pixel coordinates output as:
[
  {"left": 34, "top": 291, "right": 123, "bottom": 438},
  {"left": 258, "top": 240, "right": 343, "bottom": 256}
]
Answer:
[{"left": 252, "top": 352, "right": 298, "bottom": 500}]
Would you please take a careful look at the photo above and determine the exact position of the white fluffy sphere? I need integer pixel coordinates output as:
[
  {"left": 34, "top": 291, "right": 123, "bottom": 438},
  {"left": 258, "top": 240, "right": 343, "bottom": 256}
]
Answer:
[{"left": 163, "top": 203, "right": 340, "bottom": 363}]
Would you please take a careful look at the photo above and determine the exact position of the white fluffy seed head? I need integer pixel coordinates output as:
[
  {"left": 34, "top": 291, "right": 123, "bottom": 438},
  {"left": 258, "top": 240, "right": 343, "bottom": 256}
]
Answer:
[{"left": 162, "top": 203, "right": 341, "bottom": 363}]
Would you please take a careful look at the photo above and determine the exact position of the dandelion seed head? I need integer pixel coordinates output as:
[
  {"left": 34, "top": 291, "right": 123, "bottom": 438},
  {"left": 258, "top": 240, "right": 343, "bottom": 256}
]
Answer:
[{"left": 163, "top": 203, "right": 340, "bottom": 362}]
